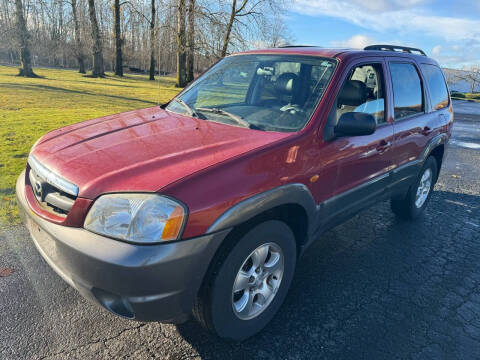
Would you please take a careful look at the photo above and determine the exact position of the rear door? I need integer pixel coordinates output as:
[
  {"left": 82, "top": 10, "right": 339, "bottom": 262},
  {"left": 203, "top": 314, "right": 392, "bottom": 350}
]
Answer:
[
  {"left": 386, "top": 60, "right": 439, "bottom": 188},
  {"left": 419, "top": 62, "right": 452, "bottom": 133}
]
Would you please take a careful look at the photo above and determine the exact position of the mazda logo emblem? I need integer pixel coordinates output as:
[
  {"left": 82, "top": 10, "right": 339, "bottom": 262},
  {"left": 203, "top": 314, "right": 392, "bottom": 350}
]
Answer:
[{"left": 34, "top": 180, "right": 43, "bottom": 200}]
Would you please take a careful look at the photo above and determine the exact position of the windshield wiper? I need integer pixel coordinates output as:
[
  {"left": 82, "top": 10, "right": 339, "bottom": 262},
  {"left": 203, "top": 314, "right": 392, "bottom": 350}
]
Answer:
[
  {"left": 195, "top": 107, "right": 251, "bottom": 128},
  {"left": 172, "top": 98, "right": 198, "bottom": 117}
]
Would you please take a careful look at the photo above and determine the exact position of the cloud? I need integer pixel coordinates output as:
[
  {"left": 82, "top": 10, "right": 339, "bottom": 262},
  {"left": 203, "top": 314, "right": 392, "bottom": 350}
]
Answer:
[
  {"left": 330, "top": 34, "right": 415, "bottom": 50},
  {"left": 290, "top": 0, "right": 480, "bottom": 42},
  {"left": 330, "top": 35, "right": 375, "bottom": 49},
  {"left": 329, "top": 35, "right": 478, "bottom": 68},
  {"left": 431, "top": 42, "right": 480, "bottom": 68},
  {"left": 432, "top": 45, "right": 442, "bottom": 56},
  {"left": 346, "top": 0, "right": 431, "bottom": 12}
]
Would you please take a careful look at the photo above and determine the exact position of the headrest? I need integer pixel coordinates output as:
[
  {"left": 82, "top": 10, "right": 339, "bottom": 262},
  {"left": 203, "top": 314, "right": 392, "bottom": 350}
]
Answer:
[
  {"left": 338, "top": 80, "right": 366, "bottom": 106},
  {"left": 275, "top": 73, "right": 298, "bottom": 95}
]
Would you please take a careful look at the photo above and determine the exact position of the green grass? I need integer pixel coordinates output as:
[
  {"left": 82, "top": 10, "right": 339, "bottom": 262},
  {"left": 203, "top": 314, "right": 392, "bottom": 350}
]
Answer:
[
  {"left": 451, "top": 92, "right": 480, "bottom": 102},
  {"left": 0, "top": 65, "right": 181, "bottom": 226}
]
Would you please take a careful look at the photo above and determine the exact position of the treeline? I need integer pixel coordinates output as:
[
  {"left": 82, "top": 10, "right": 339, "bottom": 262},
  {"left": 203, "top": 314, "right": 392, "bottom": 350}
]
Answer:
[
  {"left": 0, "top": 0, "right": 290, "bottom": 85},
  {"left": 444, "top": 67, "right": 480, "bottom": 94}
]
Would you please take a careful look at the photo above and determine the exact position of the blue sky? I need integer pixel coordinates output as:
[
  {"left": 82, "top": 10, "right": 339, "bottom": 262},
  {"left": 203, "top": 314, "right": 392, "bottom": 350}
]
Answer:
[{"left": 284, "top": 0, "right": 480, "bottom": 69}]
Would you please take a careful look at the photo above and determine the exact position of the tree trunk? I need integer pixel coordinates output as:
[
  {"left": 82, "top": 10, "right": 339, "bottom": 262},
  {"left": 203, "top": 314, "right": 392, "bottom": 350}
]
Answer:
[
  {"left": 87, "top": 0, "right": 104, "bottom": 77},
  {"left": 186, "top": 0, "right": 195, "bottom": 82},
  {"left": 176, "top": 0, "right": 187, "bottom": 87},
  {"left": 71, "top": 0, "right": 86, "bottom": 73},
  {"left": 14, "top": 0, "right": 36, "bottom": 77},
  {"left": 59, "top": 0, "right": 66, "bottom": 67},
  {"left": 149, "top": 0, "right": 155, "bottom": 80},
  {"left": 221, "top": 0, "right": 237, "bottom": 58},
  {"left": 114, "top": 0, "right": 123, "bottom": 76}
]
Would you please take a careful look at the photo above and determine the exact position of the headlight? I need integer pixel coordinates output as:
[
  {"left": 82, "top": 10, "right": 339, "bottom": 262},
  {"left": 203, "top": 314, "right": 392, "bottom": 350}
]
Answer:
[{"left": 84, "top": 194, "right": 187, "bottom": 243}]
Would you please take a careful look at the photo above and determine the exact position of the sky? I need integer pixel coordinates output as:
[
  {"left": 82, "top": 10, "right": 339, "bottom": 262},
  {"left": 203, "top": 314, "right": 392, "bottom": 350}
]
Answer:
[{"left": 284, "top": 0, "right": 480, "bottom": 69}]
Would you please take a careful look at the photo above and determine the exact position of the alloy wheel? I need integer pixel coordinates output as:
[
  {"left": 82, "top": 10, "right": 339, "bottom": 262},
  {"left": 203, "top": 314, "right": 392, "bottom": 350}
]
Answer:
[
  {"left": 415, "top": 168, "right": 432, "bottom": 208},
  {"left": 232, "top": 242, "right": 284, "bottom": 320}
]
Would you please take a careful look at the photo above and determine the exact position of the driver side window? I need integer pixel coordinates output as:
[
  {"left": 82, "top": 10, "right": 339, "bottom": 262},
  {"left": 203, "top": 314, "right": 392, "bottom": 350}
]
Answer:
[{"left": 336, "top": 63, "right": 386, "bottom": 125}]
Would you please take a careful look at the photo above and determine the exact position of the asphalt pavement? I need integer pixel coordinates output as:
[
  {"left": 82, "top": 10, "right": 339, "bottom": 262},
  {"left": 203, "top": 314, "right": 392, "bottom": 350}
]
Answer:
[{"left": 1, "top": 100, "right": 479, "bottom": 359}]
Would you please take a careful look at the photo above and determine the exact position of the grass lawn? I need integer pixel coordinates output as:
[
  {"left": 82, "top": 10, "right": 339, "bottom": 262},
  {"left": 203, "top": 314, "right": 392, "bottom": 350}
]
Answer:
[
  {"left": 0, "top": 65, "right": 181, "bottom": 226},
  {"left": 451, "top": 92, "right": 480, "bottom": 102}
]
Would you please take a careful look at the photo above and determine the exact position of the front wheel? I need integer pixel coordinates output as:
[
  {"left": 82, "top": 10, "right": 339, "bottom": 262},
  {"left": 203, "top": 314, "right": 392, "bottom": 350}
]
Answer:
[
  {"left": 193, "top": 220, "right": 296, "bottom": 341},
  {"left": 391, "top": 156, "right": 438, "bottom": 220}
]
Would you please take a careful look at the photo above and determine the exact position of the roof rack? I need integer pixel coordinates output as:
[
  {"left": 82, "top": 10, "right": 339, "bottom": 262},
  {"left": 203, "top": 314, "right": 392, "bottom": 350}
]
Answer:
[{"left": 364, "top": 44, "right": 426, "bottom": 56}]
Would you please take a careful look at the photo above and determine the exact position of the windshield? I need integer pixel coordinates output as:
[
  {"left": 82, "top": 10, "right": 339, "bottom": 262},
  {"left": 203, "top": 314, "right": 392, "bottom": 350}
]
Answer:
[{"left": 166, "top": 54, "right": 337, "bottom": 132}]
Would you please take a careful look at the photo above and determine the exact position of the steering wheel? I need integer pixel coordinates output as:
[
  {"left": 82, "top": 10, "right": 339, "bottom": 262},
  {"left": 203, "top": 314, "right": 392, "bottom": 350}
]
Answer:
[{"left": 280, "top": 104, "right": 303, "bottom": 114}]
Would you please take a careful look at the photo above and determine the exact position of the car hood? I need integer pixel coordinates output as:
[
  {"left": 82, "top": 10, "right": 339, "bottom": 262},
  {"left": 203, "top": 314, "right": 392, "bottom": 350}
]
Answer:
[{"left": 31, "top": 107, "right": 291, "bottom": 199}]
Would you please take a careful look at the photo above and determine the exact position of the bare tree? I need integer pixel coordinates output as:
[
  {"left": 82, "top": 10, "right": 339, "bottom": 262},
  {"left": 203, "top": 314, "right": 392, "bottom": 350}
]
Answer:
[
  {"left": 259, "top": 13, "right": 291, "bottom": 48},
  {"left": 176, "top": 0, "right": 187, "bottom": 87},
  {"left": 221, "top": 0, "right": 237, "bottom": 58},
  {"left": 149, "top": 0, "right": 155, "bottom": 80},
  {"left": 59, "top": 0, "right": 66, "bottom": 67},
  {"left": 123, "top": 0, "right": 157, "bottom": 80},
  {"left": 457, "top": 66, "right": 480, "bottom": 93},
  {"left": 14, "top": 0, "right": 36, "bottom": 77},
  {"left": 443, "top": 69, "right": 455, "bottom": 89},
  {"left": 87, "top": 0, "right": 104, "bottom": 77},
  {"left": 186, "top": 0, "right": 195, "bottom": 82},
  {"left": 221, "top": 0, "right": 256, "bottom": 58},
  {"left": 1, "top": 0, "right": 288, "bottom": 78},
  {"left": 114, "top": 0, "right": 123, "bottom": 76},
  {"left": 71, "top": 0, "right": 86, "bottom": 73}
]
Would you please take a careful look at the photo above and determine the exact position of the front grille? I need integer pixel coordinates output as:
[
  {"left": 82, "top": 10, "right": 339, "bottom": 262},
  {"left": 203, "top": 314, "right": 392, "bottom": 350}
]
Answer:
[{"left": 27, "top": 156, "right": 78, "bottom": 216}]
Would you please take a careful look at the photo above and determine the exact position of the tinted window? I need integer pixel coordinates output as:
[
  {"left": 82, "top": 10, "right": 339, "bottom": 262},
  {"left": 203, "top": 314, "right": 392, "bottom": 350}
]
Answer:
[
  {"left": 335, "top": 63, "right": 386, "bottom": 125},
  {"left": 421, "top": 64, "right": 449, "bottom": 110},
  {"left": 389, "top": 63, "right": 424, "bottom": 120}
]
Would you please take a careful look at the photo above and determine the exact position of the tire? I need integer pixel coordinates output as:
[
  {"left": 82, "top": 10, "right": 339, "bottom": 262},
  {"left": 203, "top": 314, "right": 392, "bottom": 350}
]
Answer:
[
  {"left": 193, "top": 220, "right": 296, "bottom": 341},
  {"left": 391, "top": 156, "right": 438, "bottom": 220}
]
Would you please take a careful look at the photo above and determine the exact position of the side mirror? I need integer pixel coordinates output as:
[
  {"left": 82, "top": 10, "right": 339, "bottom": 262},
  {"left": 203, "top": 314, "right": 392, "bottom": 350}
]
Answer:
[{"left": 334, "top": 112, "right": 376, "bottom": 137}]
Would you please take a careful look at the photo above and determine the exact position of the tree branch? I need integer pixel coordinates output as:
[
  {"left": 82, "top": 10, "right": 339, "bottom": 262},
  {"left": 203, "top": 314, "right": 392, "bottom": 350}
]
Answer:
[{"left": 235, "top": 0, "right": 250, "bottom": 15}]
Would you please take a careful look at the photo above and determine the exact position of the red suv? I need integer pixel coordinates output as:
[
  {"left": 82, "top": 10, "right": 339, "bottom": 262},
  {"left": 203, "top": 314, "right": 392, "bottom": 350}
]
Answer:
[{"left": 17, "top": 45, "right": 452, "bottom": 340}]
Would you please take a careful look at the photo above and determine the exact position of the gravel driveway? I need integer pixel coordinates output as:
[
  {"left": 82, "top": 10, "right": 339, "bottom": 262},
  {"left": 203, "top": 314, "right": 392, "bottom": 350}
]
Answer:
[{"left": 1, "top": 100, "right": 479, "bottom": 359}]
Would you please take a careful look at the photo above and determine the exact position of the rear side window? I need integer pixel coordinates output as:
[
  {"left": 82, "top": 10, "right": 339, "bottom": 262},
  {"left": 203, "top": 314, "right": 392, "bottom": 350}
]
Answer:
[
  {"left": 421, "top": 64, "right": 449, "bottom": 110},
  {"left": 389, "top": 63, "right": 424, "bottom": 120}
]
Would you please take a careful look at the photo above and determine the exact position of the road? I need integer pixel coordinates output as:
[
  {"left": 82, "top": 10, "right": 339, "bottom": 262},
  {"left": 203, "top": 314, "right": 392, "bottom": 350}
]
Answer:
[{"left": 1, "top": 100, "right": 479, "bottom": 359}]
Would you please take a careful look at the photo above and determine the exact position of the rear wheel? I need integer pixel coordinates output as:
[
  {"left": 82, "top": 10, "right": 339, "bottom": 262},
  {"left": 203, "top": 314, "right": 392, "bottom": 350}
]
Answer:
[
  {"left": 391, "top": 156, "right": 437, "bottom": 220},
  {"left": 193, "top": 220, "right": 296, "bottom": 341}
]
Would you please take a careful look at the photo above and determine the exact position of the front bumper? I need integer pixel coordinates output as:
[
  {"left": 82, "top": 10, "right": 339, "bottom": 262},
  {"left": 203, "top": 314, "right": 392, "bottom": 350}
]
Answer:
[{"left": 16, "top": 171, "right": 230, "bottom": 322}]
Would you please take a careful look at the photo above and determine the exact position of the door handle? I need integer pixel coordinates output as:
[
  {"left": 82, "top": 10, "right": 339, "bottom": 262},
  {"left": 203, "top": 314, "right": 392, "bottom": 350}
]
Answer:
[
  {"left": 376, "top": 140, "right": 391, "bottom": 153},
  {"left": 421, "top": 126, "right": 432, "bottom": 136}
]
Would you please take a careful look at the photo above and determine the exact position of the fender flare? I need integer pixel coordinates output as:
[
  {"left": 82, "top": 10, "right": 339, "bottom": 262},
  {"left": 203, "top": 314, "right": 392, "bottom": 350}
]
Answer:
[
  {"left": 419, "top": 133, "right": 448, "bottom": 181},
  {"left": 206, "top": 183, "right": 317, "bottom": 238},
  {"left": 419, "top": 133, "right": 448, "bottom": 163}
]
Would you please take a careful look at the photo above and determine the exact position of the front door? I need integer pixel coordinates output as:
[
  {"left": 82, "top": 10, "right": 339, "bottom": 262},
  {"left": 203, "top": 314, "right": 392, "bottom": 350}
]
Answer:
[{"left": 320, "top": 59, "right": 396, "bottom": 226}]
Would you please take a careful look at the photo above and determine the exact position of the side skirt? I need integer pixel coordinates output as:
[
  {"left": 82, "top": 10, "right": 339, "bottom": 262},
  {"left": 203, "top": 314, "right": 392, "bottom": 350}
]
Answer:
[{"left": 301, "top": 161, "right": 421, "bottom": 253}]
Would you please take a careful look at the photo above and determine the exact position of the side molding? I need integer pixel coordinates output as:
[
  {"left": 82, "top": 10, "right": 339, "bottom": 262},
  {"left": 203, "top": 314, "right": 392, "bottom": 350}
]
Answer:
[{"left": 206, "top": 183, "right": 317, "bottom": 237}]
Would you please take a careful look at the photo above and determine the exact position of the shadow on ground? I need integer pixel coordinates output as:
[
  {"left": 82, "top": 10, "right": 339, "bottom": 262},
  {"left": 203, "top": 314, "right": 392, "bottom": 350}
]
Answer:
[
  {"left": 1, "top": 190, "right": 479, "bottom": 359},
  {"left": 176, "top": 190, "right": 480, "bottom": 359},
  {"left": 0, "top": 83, "right": 157, "bottom": 105}
]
